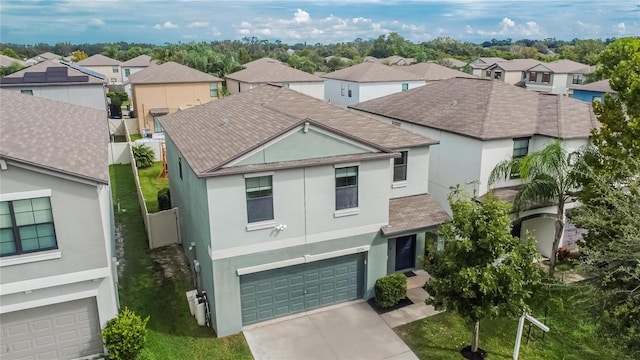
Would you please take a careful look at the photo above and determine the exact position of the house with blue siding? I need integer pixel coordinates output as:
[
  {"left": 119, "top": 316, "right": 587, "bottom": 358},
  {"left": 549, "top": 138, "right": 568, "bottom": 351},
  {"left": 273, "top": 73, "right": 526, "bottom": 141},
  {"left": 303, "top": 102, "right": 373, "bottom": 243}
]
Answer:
[
  {"left": 572, "top": 79, "right": 615, "bottom": 104},
  {"left": 159, "top": 84, "right": 448, "bottom": 336}
]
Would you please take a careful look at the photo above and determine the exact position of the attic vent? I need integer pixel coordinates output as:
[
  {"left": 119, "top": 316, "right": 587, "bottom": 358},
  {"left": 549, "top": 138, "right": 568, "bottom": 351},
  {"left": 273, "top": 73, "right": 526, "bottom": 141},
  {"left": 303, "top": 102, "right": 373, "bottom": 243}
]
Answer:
[
  {"left": 220, "top": 118, "right": 230, "bottom": 127},
  {"left": 391, "top": 120, "right": 401, "bottom": 127},
  {"left": 451, "top": 100, "right": 458, "bottom": 107}
]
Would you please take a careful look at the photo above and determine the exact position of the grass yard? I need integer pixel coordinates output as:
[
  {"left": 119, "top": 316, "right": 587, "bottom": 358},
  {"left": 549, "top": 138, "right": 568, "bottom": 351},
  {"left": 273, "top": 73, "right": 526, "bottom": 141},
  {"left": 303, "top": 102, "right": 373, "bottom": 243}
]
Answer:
[
  {"left": 137, "top": 162, "right": 168, "bottom": 213},
  {"left": 110, "top": 165, "right": 252, "bottom": 360},
  {"left": 396, "top": 284, "right": 623, "bottom": 360}
]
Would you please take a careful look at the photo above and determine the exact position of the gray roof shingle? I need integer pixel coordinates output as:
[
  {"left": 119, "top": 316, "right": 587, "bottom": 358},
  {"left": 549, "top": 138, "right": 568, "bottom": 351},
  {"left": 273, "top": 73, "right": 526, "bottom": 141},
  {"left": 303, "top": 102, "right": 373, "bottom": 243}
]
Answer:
[
  {"left": 0, "top": 90, "right": 109, "bottom": 183},
  {"left": 398, "top": 62, "right": 476, "bottom": 81},
  {"left": 122, "top": 54, "right": 156, "bottom": 67},
  {"left": 351, "top": 77, "right": 598, "bottom": 140},
  {"left": 128, "top": 61, "right": 222, "bottom": 84},
  {"left": 225, "top": 58, "right": 322, "bottom": 83},
  {"left": 160, "top": 85, "right": 437, "bottom": 177},
  {"left": 77, "top": 54, "right": 123, "bottom": 66},
  {"left": 490, "top": 59, "right": 543, "bottom": 71},
  {"left": 0, "top": 55, "right": 28, "bottom": 68},
  {"left": 575, "top": 79, "right": 614, "bottom": 93},
  {"left": 382, "top": 194, "right": 450, "bottom": 236},
  {"left": 321, "top": 62, "right": 424, "bottom": 83}
]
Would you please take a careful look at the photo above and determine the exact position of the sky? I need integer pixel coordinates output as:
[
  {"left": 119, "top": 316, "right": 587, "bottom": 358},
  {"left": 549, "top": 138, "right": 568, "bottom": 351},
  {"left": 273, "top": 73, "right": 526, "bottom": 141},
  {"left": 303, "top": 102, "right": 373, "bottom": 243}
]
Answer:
[{"left": 0, "top": 0, "right": 638, "bottom": 45}]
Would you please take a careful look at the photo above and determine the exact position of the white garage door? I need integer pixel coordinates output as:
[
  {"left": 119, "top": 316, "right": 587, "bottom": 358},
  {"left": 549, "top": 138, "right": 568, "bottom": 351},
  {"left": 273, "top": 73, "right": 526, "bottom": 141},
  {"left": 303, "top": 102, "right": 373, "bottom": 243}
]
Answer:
[{"left": 0, "top": 298, "right": 103, "bottom": 360}]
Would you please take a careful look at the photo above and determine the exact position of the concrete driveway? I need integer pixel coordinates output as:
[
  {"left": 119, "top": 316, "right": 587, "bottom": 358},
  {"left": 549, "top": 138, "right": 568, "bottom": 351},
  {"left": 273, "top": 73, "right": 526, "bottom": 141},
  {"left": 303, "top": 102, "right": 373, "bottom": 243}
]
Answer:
[{"left": 243, "top": 301, "right": 418, "bottom": 360}]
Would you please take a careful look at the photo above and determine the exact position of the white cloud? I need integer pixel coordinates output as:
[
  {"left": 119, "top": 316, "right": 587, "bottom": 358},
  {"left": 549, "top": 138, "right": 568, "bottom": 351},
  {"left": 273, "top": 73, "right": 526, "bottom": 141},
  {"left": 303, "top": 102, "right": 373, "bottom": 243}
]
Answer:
[
  {"left": 476, "top": 17, "right": 543, "bottom": 37},
  {"left": 153, "top": 21, "right": 179, "bottom": 30},
  {"left": 211, "top": 26, "right": 222, "bottom": 36},
  {"left": 615, "top": 22, "right": 627, "bottom": 34},
  {"left": 187, "top": 21, "right": 209, "bottom": 28},
  {"left": 88, "top": 18, "right": 105, "bottom": 26},
  {"left": 293, "top": 9, "right": 310, "bottom": 24},
  {"left": 577, "top": 20, "right": 601, "bottom": 34},
  {"left": 240, "top": 21, "right": 252, "bottom": 28},
  {"left": 237, "top": 28, "right": 250, "bottom": 35}
]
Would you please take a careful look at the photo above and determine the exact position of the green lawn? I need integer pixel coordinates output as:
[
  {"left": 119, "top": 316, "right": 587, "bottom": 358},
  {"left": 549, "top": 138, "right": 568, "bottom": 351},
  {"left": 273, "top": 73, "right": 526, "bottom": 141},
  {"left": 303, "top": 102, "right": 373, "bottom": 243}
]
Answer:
[
  {"left": 110, "top": 164, "right": 252, "bottom": 360},
  {"left": 137, "top": 162, "right": 168, "bottom": 213},
  {"left": 395, "top": 284, "right": 622, "bottom": 360},
  {"left": 130, "top": 134, "right": 142, "bottom": 142}
]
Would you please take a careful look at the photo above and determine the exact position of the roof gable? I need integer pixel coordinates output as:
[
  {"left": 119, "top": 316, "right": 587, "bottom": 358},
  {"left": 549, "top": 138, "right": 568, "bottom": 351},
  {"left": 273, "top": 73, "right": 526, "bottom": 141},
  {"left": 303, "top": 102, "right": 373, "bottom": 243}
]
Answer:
[
  {"left": 77, "top": 54, "right": 122, "bottom": 66},
  {"left": 399, "top": 62, "right": 475, "bottom": 81},
  {"left": 321, "top": 61, "right": 424, "bottom": 82},
  {"left": 122, "top": 54, "right": 156, "bottom": 67},
  {"left": 225, "top": 59, "right": 322, "bottom": 83},
  {"left": 0, "top": 90, "right": 109, "bottom": 183}
]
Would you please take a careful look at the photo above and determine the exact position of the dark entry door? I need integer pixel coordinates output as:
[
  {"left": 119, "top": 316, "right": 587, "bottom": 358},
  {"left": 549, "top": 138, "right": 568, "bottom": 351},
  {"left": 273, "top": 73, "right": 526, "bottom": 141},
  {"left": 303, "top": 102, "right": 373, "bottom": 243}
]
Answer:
[{"left": 395, "top": 235, "right": 416, "bottom": 271}]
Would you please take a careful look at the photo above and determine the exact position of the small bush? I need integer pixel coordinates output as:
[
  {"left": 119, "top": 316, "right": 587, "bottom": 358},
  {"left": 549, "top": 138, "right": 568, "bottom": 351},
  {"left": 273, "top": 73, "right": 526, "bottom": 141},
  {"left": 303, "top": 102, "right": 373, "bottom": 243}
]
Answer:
[
  {"left": 557, "top": 247, "right": 571, "bottom": 262},
  {"left": 102, "top": 307, "right": 149, "bottom": 360},
  {"left": 375, "top": 273, "right": 407, "bottom": 308},
  {"left": 157, "top": 188, "right": 171, "bottom": 211},
  {"left": 132, "top": 144, "right": 154, "bottom": 169}
]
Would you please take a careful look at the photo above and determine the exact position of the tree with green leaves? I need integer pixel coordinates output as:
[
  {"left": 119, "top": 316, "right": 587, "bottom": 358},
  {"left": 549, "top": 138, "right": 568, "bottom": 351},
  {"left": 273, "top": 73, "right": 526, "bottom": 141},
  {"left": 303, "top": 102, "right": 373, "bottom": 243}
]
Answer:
[
  {"left": 0, "top": 62, "right": 23, "bottom": 77},
  {"left": 489, "top": 141, "right": 578, "bottom": 277},
  {"left": 424, "top": 187, "right": 542, "bottom": 359}
]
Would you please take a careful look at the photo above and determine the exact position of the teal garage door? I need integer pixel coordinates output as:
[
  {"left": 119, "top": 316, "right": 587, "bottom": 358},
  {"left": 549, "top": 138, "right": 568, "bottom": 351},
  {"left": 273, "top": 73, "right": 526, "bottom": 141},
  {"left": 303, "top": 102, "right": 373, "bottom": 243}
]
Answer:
[{"left": 240, "top": 253, "right": 365, "bottom": 325}]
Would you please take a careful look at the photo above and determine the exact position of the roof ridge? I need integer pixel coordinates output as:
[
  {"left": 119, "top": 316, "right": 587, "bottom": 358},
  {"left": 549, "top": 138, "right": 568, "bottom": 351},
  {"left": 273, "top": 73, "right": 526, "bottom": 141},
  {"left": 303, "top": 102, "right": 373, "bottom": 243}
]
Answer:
[
  {"left": 556, "top": 95, "right": 563, "bottom": 138},
  {"left": 479, "top": 80, "right": 494, "bottom": 139}
]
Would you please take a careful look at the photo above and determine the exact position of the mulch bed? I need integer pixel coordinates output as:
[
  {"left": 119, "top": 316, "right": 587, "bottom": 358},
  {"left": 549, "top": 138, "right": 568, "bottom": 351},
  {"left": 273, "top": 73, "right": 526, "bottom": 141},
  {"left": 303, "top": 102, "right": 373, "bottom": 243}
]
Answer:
[{"left": 367, "top": 297, "right": 414, "bottom": 314}]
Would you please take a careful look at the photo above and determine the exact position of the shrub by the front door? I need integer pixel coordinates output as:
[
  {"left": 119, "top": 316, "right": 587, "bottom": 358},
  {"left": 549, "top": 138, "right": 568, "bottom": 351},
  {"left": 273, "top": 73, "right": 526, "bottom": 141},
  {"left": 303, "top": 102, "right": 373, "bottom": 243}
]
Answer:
[{"left": 374, "top": 273, "right": 407, "bottom": 308}]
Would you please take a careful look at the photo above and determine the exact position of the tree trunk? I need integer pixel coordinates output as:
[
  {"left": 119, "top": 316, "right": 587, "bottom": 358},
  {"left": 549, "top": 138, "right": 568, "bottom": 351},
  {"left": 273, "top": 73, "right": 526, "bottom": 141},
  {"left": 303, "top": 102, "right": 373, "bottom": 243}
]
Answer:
[
  {"left": 471, "top": 321, "right": 480, "bottom": 353},
  {"left": 548, "top": 201, "right": 565, "bottom": 277}
]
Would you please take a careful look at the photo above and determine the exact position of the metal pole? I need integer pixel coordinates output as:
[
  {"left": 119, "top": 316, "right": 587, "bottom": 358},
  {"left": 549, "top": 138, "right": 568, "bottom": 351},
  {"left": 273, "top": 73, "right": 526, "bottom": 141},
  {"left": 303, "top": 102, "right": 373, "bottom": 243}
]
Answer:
[{"left": 513, "top": 313, "right": 526, "bottom": 360}]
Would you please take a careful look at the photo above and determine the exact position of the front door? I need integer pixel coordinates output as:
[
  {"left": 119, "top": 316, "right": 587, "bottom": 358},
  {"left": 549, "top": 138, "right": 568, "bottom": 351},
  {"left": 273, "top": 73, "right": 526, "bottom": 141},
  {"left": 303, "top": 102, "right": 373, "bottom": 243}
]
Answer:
[{"left": 395, "top": 235, "right": 416, "bottom": 271}]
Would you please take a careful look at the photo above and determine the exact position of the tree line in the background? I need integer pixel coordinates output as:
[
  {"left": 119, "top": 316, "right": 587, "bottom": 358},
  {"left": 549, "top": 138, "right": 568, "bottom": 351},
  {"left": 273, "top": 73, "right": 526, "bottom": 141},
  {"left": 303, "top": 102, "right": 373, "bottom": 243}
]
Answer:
[{"left": 0, "top": 35, "right": 621, "bottom": 77}]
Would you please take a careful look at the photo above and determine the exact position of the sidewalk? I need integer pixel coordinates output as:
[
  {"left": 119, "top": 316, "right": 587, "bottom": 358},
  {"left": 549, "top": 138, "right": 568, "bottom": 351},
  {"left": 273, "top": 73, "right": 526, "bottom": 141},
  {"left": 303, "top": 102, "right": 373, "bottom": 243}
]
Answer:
[{"left": 380, "top": 270, "right": 441, "bottom": 328}]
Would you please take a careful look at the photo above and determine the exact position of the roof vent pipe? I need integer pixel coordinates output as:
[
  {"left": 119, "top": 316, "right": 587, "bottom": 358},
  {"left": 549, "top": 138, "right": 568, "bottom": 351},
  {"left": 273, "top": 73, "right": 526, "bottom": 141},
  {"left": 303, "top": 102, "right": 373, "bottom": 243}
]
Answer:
[{"left": 303, "top": 122, "right": 310, "bottom": 133}]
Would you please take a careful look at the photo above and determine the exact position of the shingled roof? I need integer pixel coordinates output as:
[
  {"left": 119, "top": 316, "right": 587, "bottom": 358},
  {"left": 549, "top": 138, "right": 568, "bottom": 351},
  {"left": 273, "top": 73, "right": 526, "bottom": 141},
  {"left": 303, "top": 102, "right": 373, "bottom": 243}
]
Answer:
[
  {"left": 0, "top": 90, "right": 109, "bottom": 183},
  {"left": 122, "top": 54, "right": 156, "bottom": 67},
  {"left": 0, "top": 59, "right": 105, "bottom": 85},
  {"left": 575, "top": 79, "right": 614, "bottom": 93},
  {"left": 321, "top": 61, "right": 423, "bottom": 83},
  {"left": 490, "top": 58, "right": 542, "bottom": 71},
  {"left": 160, "top": 85, "right": 437, "bottom": 177},
  {"left": 225, "top": 58, "right": 322, "bottom": 83},
  {"left": 351, "top": 77, "right": 598, "bottom": 140},
  {"left": 77, "top": 54, "right": 122, "bottom": 66},
  {"left": 398, "top": 62, "right": 475, "bottom": 81},
  {"left": 128, "top": 61, "right": 222, "bottom": 84},
  {"left": 382, "top": 194, "right": 450, "bottom": 237}
]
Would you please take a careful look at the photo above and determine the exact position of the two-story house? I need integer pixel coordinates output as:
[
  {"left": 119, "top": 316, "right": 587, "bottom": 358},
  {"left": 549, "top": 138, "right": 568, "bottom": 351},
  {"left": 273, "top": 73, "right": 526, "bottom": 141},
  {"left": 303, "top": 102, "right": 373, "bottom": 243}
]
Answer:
[
  {"left": 0, "top": 59, "right": 108, "bottom": 111},
  {"left": 483, "top": 58, "right": 542, "bottom": 84},
  {"left": 159, "top": 84, "right": 448, "bottom": 336},
  {"left": 121, "top": 54, "right": 156, "bottom": 98},
  {"left": 77, "top": 54, "right": 124, "bottom": 85},
  {"left": 322, "top": 61, "right": 425, "bottom": 107},
  {"left": 469, "top": 57, "right": 506, "bottom": 78},
  {"left": 0, "top": 90, "right": 119, "bottom": 359},
  {"left": 351, "top": 77, "right": 598, "bottom": 259},
  {"left": 523, "top": 59, "right": 593, "bottom": 95},
  {"left": 127, "top": 61, "right": 223, "bottom": 135},
  {"left": 225, "top": 57, "right": 324, "bottom": 99}
]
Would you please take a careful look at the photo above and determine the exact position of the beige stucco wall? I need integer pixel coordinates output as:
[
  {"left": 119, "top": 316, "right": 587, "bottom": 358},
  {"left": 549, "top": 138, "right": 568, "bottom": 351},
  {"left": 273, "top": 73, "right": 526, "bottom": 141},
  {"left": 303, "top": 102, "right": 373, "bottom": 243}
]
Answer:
[
  {"left": 132, "top": 82, "right": 222, "bottom": 134},
  {"left": 83, "top": 65, "right": 123, "bottom": 84}
]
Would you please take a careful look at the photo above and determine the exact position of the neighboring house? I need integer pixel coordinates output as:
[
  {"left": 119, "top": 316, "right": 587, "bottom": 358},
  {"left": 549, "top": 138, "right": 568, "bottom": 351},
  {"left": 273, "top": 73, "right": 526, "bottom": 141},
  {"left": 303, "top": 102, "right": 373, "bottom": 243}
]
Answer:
[
  {"left": 365, "top": 56, "right": 416, "bottom": 66},
  {"left": 398, "top": 62, "right": 476, "bottom": 83},
  {"left": 121, "top": 54, "right": 156, "bottom": 97},
  {"left": 469, "top": 57, "right": 506, "bottom": 77},
  {"left": 128, "top": 61, "right": 223, "bottom": 135},
  {"left": 225, "top": 58, "right": 325, "bottom": 99},
  {"left": 321, "top": 61, "right": 425, "bottom": 107},
  {"left": 436, "top": 58, "right": 468, "bottom": 70},
  {"left": 0, "top": 90, "right": 119, "bottom": 359},
  {"left": 571, "top": 79, "right": 615, "bottom": 104},
  {"left": 484, "top": 58, "right": 542, "bottom": 84},
  {"left": 25, "top": 52, "right": 66, "bottom": 66},
  {"left": 351, "top": 77, "right": 598, "bottom": 258},
  {"left": 523, "top": 59, "right": 593, "bottom": 95},
  {"left": 241, "top": 57, "right": 283, "bottom": 68},
  {"left": 0, "top": 54, "right": 29, "bottom": 69},
  {"left": 0, "top": 59, "right": 108, "bottom": 111},
  {"left": 159, "top": 84, "right": 448, "bottom": 336},
  {"left": 77, "top": 54, "right": 124, "bottom": 85}
]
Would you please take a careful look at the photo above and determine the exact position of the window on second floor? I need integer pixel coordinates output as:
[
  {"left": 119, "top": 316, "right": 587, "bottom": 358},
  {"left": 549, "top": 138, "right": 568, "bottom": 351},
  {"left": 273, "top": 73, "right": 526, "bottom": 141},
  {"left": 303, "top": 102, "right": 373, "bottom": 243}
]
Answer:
[
  {"left": 572, "top": 74, "right": 582, "bottom": 85},
  {"left": 402, "top": 83, "right": 409, "bottom": 91},
  {"left": 124, "top": 68, "right": 131, "bottom": 77},
  {"left": 393, "top": 151, "right": 408, "bottom": 182},
  {"left": 485, "top": 70, "right": 491, "bottom": 78},
  {"left": 542, "top": 73, "right": 551, "bottom": 83},
  {"left": 348, "top": 84, "right": 352, "bottom": 98},
  {"left": 210, "top": 83, "right": 218, "bottom": 97},
  {"left": 336, "top": 166, "right": 358, "bottom": 210},
  {"left": 511, "top": 138, "right": 530, "bottom": 177},
  {"left": 112, "top": 66, "right": 119, "bottom": 73},
  {"left": 528, "top": 72, "right": 537, "bottom": 82},
  {"left": 341, "top": 83, "right": 346, "bottom": 96},
  {"left": 0, "top": 197, "right": 57, "bottom": 257},
  {"left": 246, "top": 176, "right": 274, "bottom": 223}
]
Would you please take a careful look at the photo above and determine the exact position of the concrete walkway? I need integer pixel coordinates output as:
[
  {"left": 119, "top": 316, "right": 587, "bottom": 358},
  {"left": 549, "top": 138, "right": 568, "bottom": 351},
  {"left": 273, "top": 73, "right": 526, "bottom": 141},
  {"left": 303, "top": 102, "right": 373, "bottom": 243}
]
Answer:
[{"left": 381, "top": 270, "right": 440, "bottom": 328}]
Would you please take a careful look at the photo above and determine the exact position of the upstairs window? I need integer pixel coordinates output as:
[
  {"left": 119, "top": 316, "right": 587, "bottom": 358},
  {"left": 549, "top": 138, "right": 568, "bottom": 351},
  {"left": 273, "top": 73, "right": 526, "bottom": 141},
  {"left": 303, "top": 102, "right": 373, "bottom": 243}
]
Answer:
[
  {"left": 210, "top": 83, "right": 219, "bottom": 97},
  {"left": 393, "top": 151, "right": 408, "bottom": 182},
  {"left": 0, "top": 197, "right": 57, "bottom": 257},
  {"left": 528, "top": 72, "right": 537, "bottom": 82},
  {"left": 572, "top": 74, "right": 582, "bottom": 85},
  {"left": 246, "top": 176, "right": 273, "bottom": 223},
  {"left": 341, "top": 83, "right": 346, "bottom": 96},
  {"left": 112, "top": 66, "right": 119, "bottom": 73},
  {"left": 348, "top": 84, "right": 352, "bottom": 98},
  {"left": 336, "top": 166, "right": 358, "bottom": 210},
  {"left": 402, "top": 83, "right": 409, "bottom": 91},
  {"left": 124, "top": 68, "right": 131, "bottom": 77},
  {"left": 542, "top": 73, "right": 551, "bottom": 83},
  {"left": 511, "top": 138, "right": 530, "bottom": 177}
]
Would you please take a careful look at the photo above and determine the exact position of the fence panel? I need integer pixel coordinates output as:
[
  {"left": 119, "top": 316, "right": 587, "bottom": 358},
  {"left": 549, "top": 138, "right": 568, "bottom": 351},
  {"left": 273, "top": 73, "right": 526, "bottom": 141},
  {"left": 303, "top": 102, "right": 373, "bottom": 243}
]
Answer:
[{"left": 147, "top": 208, "right": 181, "bottom": 249}]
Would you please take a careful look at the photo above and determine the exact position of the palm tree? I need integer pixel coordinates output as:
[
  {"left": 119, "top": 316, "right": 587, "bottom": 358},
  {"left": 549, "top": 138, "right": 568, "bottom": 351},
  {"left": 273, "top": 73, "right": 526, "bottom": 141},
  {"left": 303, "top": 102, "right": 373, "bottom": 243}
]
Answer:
[{"left": 488, "top": 140, "right": 578, "bottom": 277}]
